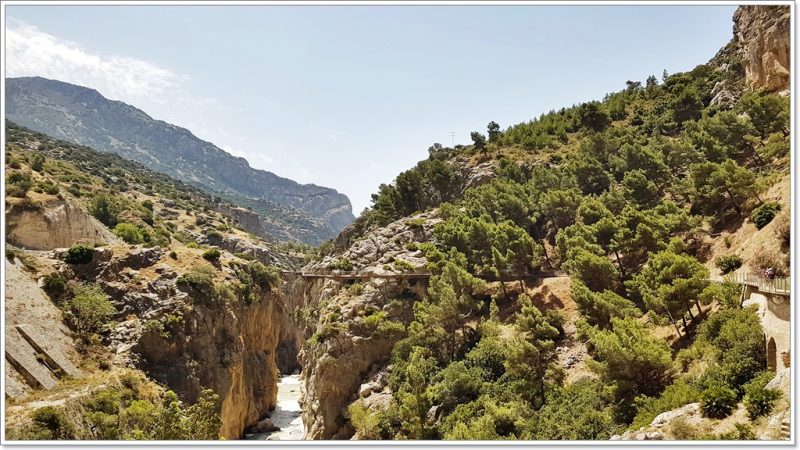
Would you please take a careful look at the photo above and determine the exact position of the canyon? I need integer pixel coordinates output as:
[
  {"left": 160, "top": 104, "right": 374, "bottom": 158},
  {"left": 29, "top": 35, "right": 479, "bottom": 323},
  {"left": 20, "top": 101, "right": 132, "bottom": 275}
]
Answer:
[{"left": 3, "top": 3, "right": 792, "bottom": 443}]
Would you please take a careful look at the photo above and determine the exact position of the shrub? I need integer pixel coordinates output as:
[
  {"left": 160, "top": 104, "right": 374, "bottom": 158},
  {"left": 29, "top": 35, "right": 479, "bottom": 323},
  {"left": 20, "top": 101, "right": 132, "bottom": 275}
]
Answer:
[
  {"left": 717, "top": 423, "right": 756, "bottom": 440},
  {"left": 42, "top": 273, "right": 67, "bottom": 297},
  {"left": 328, "top": 257, "right": 354, "bottom": 271},
  {"left": 700, "top": 380, "right": 737, "bottom": 419},
  {"left": 169, "top": 251, "right": 178, "bottom": 260},
  {"left": 715, "top": 255, "right": 742, "bottom": 275},
  {"left": 30, "top": 406, "right": 73, "bottom": 439},
  {"left": 743, "top": 371, "right": 781, "bottom": 419},
  {"left": 113, "top": 223, "right": 144, "bottom": 244},
  {"left": 750, "top": 248, "right": 787, "bottom": 276},
  {"left": 6, "top": 171, "right": 32, "bottom": 197},
  {"left": 669, "top": 416, "right": 699, "bottom": 440},
  {"left": 632, "top": 378, "right": 702, "bottom": 429},
  {"left": 176, "top": 267, "right": 216, "bottom": 304},
  {"left": 773, "top": 211, "right": 790, "bottom": 249},
  {"left": 39, "top": 181, "right": 60, "bottom": 195},
  {"left": 68, "top": 284, "right": 116, "bottom": 333},
  {"left": 750, "top": 202, "right": 781, "bottom": 229},
  {"left": 393, "top": 259, "right": 415, "bottom": 272},
  {"left": 67, "top": 183, "right": 82, "bottom": 197},
  {"left": 202, "top": 248, "right": 221, "bottom": 262},
  {"left": 64, "top": 245, "right": 94, "bottom": 265},
  {"left": 6, "top": 248, "right": 16, "bottom": 261}
]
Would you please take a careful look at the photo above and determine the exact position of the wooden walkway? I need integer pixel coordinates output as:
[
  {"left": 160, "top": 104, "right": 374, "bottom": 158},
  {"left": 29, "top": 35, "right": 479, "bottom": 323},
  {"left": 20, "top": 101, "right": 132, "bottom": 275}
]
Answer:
[
  {"left": 281, "top": 269, "right": 567, "bottom": 282},
  {"left": 711, "top": 272, "right": 790, "bottom": 297},
  {"left": 281, "top": 270, "right": 430, "bottom": 281}
]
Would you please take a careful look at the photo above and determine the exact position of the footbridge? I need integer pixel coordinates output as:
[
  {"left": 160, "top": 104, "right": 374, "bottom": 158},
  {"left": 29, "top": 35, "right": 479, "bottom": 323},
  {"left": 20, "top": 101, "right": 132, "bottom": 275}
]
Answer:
[{"left": 280, "top": 269, "right": 567, "bottom": 282}]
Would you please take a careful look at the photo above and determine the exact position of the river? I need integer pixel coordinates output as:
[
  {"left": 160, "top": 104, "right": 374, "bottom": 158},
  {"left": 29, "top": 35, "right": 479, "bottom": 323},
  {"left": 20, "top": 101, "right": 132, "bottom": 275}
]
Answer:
[{"left": 244, "top": 374, "right": 304, "bottom": 440}]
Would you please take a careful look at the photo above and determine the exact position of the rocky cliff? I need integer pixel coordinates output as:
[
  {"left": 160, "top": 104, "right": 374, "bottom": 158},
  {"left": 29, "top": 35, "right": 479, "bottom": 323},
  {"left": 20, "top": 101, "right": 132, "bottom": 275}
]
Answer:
[
  {"left": 5, "top": 77, "right": 355, "bottom": 243},
  {"left": 297, "top": 213, "right": 438, "bottom": 439},
  {"left": 55, "top": 245, "right": 287, "bottom": 439},
  {"left": 6, "top": 195, "right": 120, "bottom": 250},
  {"left": 733, "top": 5, "right": 791, "bottom": 93}
]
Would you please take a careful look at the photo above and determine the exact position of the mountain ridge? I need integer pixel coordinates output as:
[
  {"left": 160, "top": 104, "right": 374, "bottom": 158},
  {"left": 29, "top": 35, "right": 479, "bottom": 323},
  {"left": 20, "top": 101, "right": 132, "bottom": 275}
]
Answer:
[{"left": 5, "top": 76, "right": 355, "bottom": 243}]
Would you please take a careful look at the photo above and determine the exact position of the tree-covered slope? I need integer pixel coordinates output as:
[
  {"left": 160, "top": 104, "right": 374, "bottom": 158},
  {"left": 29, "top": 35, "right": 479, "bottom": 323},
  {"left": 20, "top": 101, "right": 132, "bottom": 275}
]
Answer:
[{"left": 303, "top": 6, "right": 790, "bottom": 441}]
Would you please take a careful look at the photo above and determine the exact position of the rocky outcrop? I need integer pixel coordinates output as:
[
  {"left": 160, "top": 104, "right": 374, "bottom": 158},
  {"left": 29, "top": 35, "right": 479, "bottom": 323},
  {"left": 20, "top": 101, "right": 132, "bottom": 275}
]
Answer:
[
  {"left": 298, "top": 213, "right": 438, "bottom": 439},
  {"left": 53, "top": 245, "right": 289, "bottom": 440},
  {"left": 733, "top": 5, "right": 790, "bottom": 93},
  {"left": 6, "top": 196, "right": 120, "bottom": 250},
  {"left": 216, "top": 201, "right": 338, "bottom": 245},
  {"left": 203, "top": 232, "right": 300, "bottom": 269},
  {"left": 609, "top": 429, "right": 664, "bottom": 441}
]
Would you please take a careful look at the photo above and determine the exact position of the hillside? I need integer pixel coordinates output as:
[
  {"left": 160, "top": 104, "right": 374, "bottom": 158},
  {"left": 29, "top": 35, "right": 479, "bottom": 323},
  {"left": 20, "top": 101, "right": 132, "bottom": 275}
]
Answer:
[
  {"left": 292, "top": 4, "right": 791, "bottom": 441},
  {"left": 2, "top": 4, "right": 791, "bottom": 443},
  {"left": 4, "top": 120, "right": 316, "bottom": 439},
  {"left": 5, "top": 77, "right": 355, "bottom": 244}
]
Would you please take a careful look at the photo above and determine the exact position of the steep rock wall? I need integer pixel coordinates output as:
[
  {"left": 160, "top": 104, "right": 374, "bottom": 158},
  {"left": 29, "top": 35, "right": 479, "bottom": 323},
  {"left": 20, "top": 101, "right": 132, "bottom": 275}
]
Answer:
[
  {"left": 6, "top": 196, "right": 119, "bottom": 250},
  {"left": 132, "top": 295, "right": 283, "bottom": 439},
  {"left": 297, "top": 213, "right": 437, "bottom": 439},
  {"left": 733, "top": 5, "right": 791, "bottom": 92},
  {"left": 61, "top": 245, "right": 288, "bottom": 440}
]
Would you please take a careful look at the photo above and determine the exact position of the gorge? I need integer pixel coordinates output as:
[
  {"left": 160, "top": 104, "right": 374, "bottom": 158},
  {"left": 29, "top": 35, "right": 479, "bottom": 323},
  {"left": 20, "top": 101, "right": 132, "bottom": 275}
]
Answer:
[{"left": 3, "top": 3, "right": 792, "bottom": 443}]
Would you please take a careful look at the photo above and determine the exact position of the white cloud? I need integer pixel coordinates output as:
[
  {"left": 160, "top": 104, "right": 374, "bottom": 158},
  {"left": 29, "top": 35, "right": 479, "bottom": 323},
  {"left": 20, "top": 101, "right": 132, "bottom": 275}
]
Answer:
[{"left": 6, "top": 18, "right": 188, "bottom": 104}]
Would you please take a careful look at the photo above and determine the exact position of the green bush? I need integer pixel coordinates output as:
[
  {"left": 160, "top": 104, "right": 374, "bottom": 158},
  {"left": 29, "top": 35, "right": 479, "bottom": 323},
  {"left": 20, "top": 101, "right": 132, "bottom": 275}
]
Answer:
[
  {"left": 393, "top": 259, "right": 415, "bottom": 272},
  {"left": 113, "top": 223, "right": 144, "bottom": 244},
  {"left": 176, "top": 267, "right": 216, "bottom": 304},
  {"left": 39, "top": 181, "right": 60, "bottom": 195},
  {"left": 700, "top": 381, "right": 738, "bottom": 419},
  {"left": 717, "top": 423, "right": 756, "bottom": 440},
  {"left": 42, "top": 273, "right": 67, "bottom": 297},
  {"left": 202, "top": 248, "right": 221, "bottom": 262},
  {"left": 64, "top": 245, "right": 94, "bottom": 264},
  {"left": 715, "top": 255, "right": 743, "bottom": 275},
  {"left": 169, "top": 251, "right": 178, "bottom": 260},
  {"left": 328, "top": 257, "right": 354, "bottom": 271},
  {"left": 6, "top": 171, "right": 32, "bottom": 197},
  {"left": 743, "top": 371, "right": 781, "bottom": 419},
  {"left": 68, "top": 284, "right": 116, "bottom": 333},
  {"left": 30, "top": 406, "right": 74, "bottom": 439},
  {"left": 750, "top": 202, "right": 781, "bottom": 229},
  {"left": 632, "top": 378, "right": 702, "bottom": 429}
]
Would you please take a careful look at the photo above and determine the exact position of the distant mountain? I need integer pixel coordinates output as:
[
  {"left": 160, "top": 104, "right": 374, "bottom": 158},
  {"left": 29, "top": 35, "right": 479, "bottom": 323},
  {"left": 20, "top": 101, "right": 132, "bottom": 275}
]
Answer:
[{"left": 5, "top": 76, "right": 355, "bottom": 244}]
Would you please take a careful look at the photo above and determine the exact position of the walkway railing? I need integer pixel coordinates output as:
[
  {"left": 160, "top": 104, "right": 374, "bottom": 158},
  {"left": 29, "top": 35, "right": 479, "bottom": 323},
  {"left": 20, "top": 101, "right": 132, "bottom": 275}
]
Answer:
[
  {"left": 281, "top": 269, "right": 567, "bottom": 282},
  {"left": 721, "top": 271, "right": 790, "bottom": 296},
  {"left": 281, "top": 269, "right": 430, "bottom": 280}
]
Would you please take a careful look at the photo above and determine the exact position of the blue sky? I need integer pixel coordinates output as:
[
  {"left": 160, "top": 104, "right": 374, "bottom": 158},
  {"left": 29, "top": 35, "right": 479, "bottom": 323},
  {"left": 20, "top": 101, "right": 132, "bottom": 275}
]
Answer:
[{"left": 5, "top": 4, "right": 737, "bottom": 213}]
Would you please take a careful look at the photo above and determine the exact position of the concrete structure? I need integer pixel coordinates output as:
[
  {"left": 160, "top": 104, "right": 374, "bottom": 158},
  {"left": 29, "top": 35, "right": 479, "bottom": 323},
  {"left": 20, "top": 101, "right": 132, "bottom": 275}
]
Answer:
[{"left": 733, "top": 272, "right": 791, "bottom": 374}]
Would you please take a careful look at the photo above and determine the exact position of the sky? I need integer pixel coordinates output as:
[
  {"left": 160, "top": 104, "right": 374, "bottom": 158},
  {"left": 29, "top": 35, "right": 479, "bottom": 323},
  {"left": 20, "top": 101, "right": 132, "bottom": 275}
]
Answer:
[{"left": 5, "top": 4, "right": 738, "bottom": 213}]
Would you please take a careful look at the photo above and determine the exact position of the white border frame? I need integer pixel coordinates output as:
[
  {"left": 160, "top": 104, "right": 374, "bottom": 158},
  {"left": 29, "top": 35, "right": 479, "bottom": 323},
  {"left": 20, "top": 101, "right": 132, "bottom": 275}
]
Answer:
[{"left": 0, "top": 1, "right": 795, "bottom": 448}]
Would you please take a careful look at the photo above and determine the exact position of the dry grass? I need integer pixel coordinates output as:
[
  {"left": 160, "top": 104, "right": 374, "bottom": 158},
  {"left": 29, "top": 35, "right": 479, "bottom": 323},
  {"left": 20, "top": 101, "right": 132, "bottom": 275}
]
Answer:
[{"left": 704, "top": 174, "right": 790, "bottom": 278}]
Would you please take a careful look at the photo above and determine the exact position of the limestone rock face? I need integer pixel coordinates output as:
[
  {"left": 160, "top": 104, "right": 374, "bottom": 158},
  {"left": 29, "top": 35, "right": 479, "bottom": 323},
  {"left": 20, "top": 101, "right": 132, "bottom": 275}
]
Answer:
[
  {"left": 6, "top": 196, "right": 120, "bottom": 250},
  {"left": 65, "top": 246, "right": 288, "bottom": 440},
  {"left": 733, "top": 5, "right": 790, "bottom": 93},
  {"left": 298, "top": 213, "right": 437, "bottom": 439}
]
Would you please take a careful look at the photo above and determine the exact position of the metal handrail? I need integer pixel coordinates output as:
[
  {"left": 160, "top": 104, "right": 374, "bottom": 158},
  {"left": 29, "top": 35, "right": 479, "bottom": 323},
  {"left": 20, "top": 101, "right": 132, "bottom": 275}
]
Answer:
[{"left": 723, "top": 271, "right": 790, "bottom": 295}]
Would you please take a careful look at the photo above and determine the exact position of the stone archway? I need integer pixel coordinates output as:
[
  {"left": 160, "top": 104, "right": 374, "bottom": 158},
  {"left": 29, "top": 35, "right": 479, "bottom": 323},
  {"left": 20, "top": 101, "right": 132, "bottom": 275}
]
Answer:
[{"left": 767, "top": 337, "right": 777, "bottom": 371}]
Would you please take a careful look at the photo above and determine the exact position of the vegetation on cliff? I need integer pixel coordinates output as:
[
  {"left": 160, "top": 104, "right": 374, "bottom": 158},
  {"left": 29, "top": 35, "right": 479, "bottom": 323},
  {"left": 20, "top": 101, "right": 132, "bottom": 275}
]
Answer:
[{"left": 339, "top": 37, "right": 789, "bottom": 440}]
